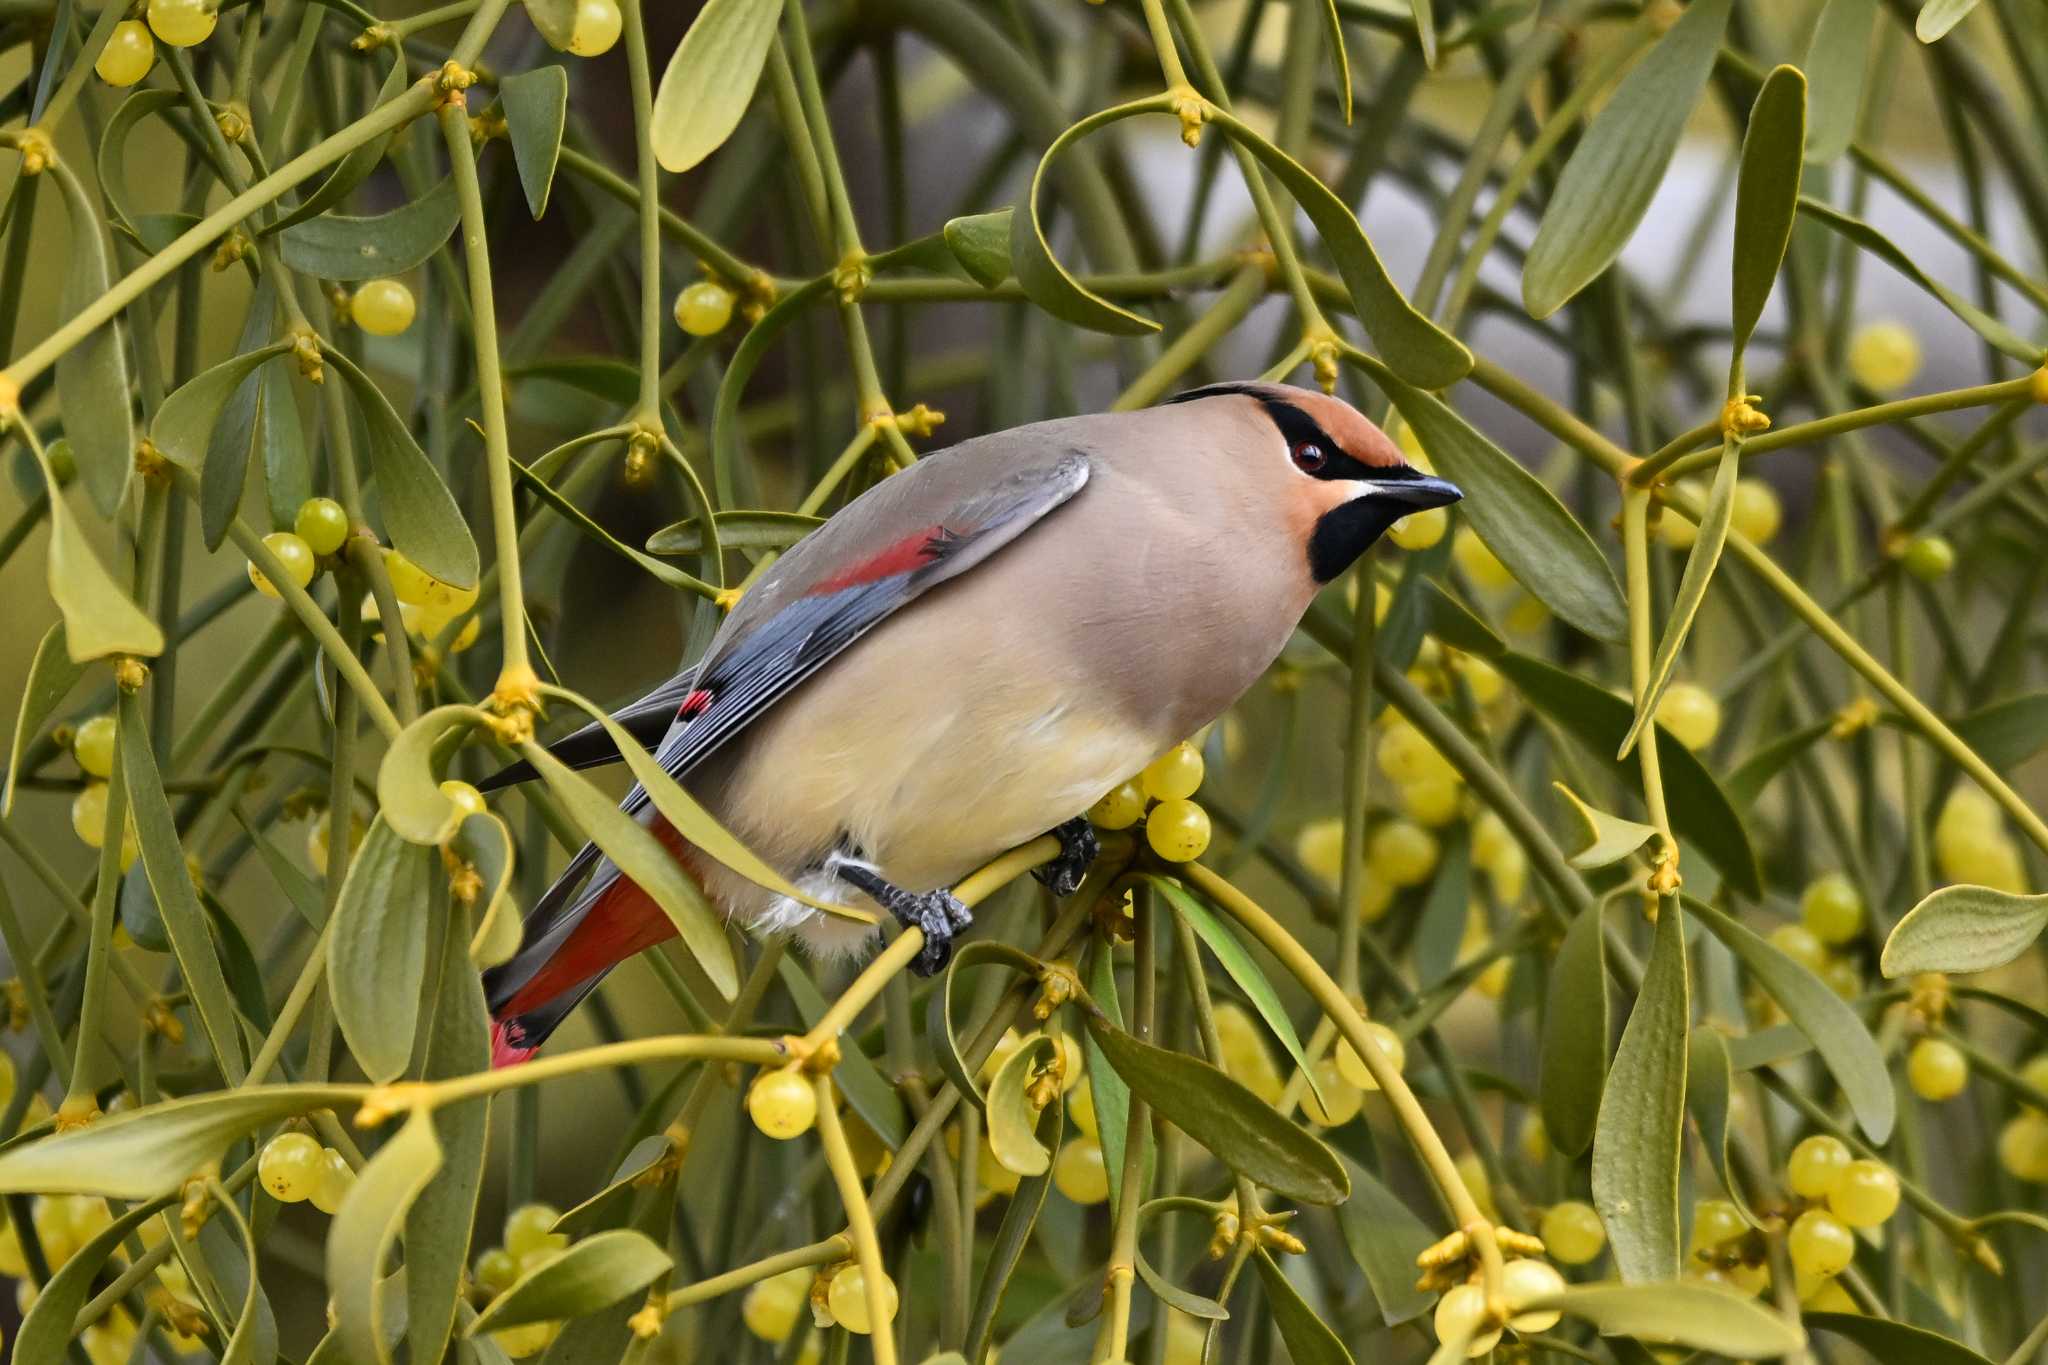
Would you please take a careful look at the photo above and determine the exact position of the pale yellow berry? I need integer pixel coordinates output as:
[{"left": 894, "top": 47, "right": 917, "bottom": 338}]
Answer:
[
  {"left": 0, "top": 1217, "right": 25, "bottom": 1278},
  {"left": 248, "top": 531, "right": 316, "bottom": 599},
  {"left": 306, "top": 808, "right": 365, "bottom": 869},
  {"left": 258, "top": 1131, "right": 324, "bottom": 1202},
  {"left": 311, "top": 1147, "right": 354, "bottom": 1214},
  {"left": 1141, "top": 741, "right": 1204, "bottom": 802},
  {"left": 1540, "top": 1201, "right": 1606, "bottom": 1265},
  {"left": 1690, "top": 1198, "right": 1747, "bottom": 1253},
  {"left": 383, "top": 548, "right": 437, "bottom": 604},
  {"left": 1937, "top": 821, "right": 2027, "bottom": 892},
  {"left": 1087, "top": 780, "right": 1147, "bottom": 831},
  {"left": 72, "top": 714, "right": 116, "bottom": 778},
  {"left": 1389, "top": 505, "right": 1447, "bottom": 551},
  {"left": 440, "top": 779, "right": 487, "bottom": 819},
  {"left": 1501, "top": 1258, "right": 1565, "bottom": 1332},
  {"left": 1730, "top": 479, "right": 1781, "bottom": 545},
  {"left": 1768, "top": 923, "right": 1829, "bottom": 974},
  {"left": 978, "top": 1027, "right": 1025, "bottom": 1083},
  {"left": 742, "top": 1267, "right": 811, "bottom": 1342},
  {"left": 147, "top": 0, "right": 215, "bottom": 46},
  {"left": 565, "top": 0, "right": 622, "bottom": 55},
  {"left": 1377, "top": 718, "right": 1457, "bottom": 786},
  {"left": 1787, "top": 1135, "right": 1852, "bottom": 1199},
  {"left": 96, "top": 20, "right": 155, "bottom": 85},
  {"left": 1452, "top": 653, "right": 1505, "bottom": 705},
  {"left": 1998, "top": 1112, "right": 2048, "bottom": 1182},
  {"left": 1827, "top": 1160, "right": 1899, "bottom": 1228},
  {"left": 1787, "top": 1208, "right": 1856, "bottom": 1278},
  {"left": 1068, "top": 1080, "right": 1098, "bottom": 1137},
  {"left": 491, "top": 1322, "right": 561, "bottom": 1357},
  {"left": 2019, "top": 1051, "right": 2048, "bottom": 1102},
  {"left": 503, "top": 1203, "right": 567, "bottom": 1261},
  {"left": 71, "top": 782, "right": 110, "bottom": 849},
  {"left": 1800, "top": 873, "right": 1865, "bottom": 945},
  {"left": 1295, "top": 817, "right": 1344, "bottom": 886},
  {"left": 1849, "top": 321, "right": 1921, "bottom": 394},
  {"left": 1802, "top": 1277, "right": 1859, "bottom": 1313},
  {"left": 349, "top": 278, "right": 415, "bottom": 336},
  {"left": 826, "top": 1265, "right": 898, "bottom": 1334},
  {"left": 1907, "top": 1038, "right": 1967, "bottom": 1102},
  {"left": 1902, "top": 535, "right": 1955, "bottom": 581},
  {"left": 1334, "top": 1020, "right": 1404, "bottom": 1091},
  {"left": 1298, "top": 1058, "right": 1362, "bottom": 1127},
  {"left": 1453, "top": 527, "right": 1515, "bottom": 590},
  {"left": 1367, "top": 819, "right": 1438, "bottom": 887},
  {"left": 1655, "top": 682, "right": 1720, "bottom": 750},
  {"left": 1517, "top": 1113, "right": 1550, "bottom": 1166},
  {"left": 1399, "top": 776, "right": 1463, "bottom": 828},
  {"left": 294, "top": 497, "right": 350, "bottom": 556},
  {"left": 674, "top": 280, "right": 736, "bottom": 336},
  {"left": 1053, "top": 1137, "right": 1111, "bottom": 1203},
  {"left": 1658, "top": 481, "right": 1708, "bottom": 548},
  {"left": 1433, "top": 1282, "right": 1501, "bottom": 1357},
  {"left": 475, "top": 1248, "right": 518, "bottom": 1295},
  {"left": 1145, "top": 798, "right": 1211, "bottom": 862},
  {"left": 747, "top": 1068, "right": 817, "bottom": 1140},
  {"left": 976, "top": 1134, "right": 1022, "bottom": 1197}
]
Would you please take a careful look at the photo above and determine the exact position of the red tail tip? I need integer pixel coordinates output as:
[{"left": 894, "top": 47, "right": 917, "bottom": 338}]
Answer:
[{"left": 491, "top": 1020, "right": 538, "bottom": 1070}]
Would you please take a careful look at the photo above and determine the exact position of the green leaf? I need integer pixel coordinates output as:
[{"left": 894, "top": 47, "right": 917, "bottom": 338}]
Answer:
[
  {"left": 279, "top": 176, "right": 461, "bottom": 281},
  {"left": 1688, "top": 896, "right": 1892, "bottom": 1142},
  {"left": 410, "top": 906, "right": 493, "bottom": 1365},
  {"left": 95, "top": 88, "right": 186, "bottom": 244},
  {"left": 1620, "top": 438, "right": 1738, "bottom": 759},
  {"left": 1725, "top": 717, "right": 1834, "bottom": 806},
  {"left": 469, "top": 1230, "right": 672, "bottom": 1332},
  {"left": 1335, "top": 1156, "right": 1435, "bottom": 1326},
  {"left": 1084, "top": 1012, "right": 1348, "bottom": 1205},
  {"left": 1323, "top": 0, "right": 1354, "bottom": 116},
  {"left": 1522, "top": 0, "right": 1732, "bottom": 318},
  {"left": 1554, "top": 782, "right": 1657, "bottom": 869},
  {"left": 1255, "top": 1248, "right": 1356, "bottom": 1365},
  {"left": 1496, "top": 653, "right": 1760, "bottom": 897},
  {"left": 1212, "top": 112, "right": 1471, "bottom": 388},
  {"left": 1686, "top": 1027, "right": 1761, "bottom": 1224},
  {"left": 1947, "top": 691, "right": 2048, "bottom": 771},
  {"left": 1540, "top": 902, "right": 1609, "bottom": 1158},
  {"left": 330, "top": 1109, "right": 442, "bottom": 1365},
  {"left": 3, "top": 622, "right": 83, "bottom": 815},
  {"left": 120, "top": 691, "right": 248, "bottom": 1079},
  {"left": 205, "top": 1174, "right": 280, "bottom": 1365},
  {"left": 326, "top": 346, "right": 479, "bottom": 590},
  {"left": 1538, "top": 1281, "right": 1803, "bottom": 1357},
  {"left": 511, "top": 456, "right": 713, "bottom": 595},
  {"left": 1012, "top": 98, "right": 1165, "bottom": 336},
  {"left": 200, "top": 283, "right": 285, "bottom": 551},
  {"left": 1083, "top": 942, "right": 1133, "bottom": 1213},
  {"left": 1803, "top": 0, "right": 1877, "bottom": 163},
  {"left": 968, "top": 1109, "right": 1061, "bottom": 1357},
  {"left": 1420, "top": 578, "right": 1507, "bottom": 660},
  {"left": 377, "top": 704, "right": 489, "bottom": 845},
  {"left": 1371, "top": 368, "right": 1623, "bottom": 639},
  {"left": 1592, "top": 899, "right": 1689, "bottom": 1282},
  {"left": 1882, "top": 883, "right": 2048, "bottom": 977},
  {"left": 1149, "top": 876, "right": 1327, "bottom": 1112},
  {"left": 328, "top": 814, "right": 437, "bottom": 1082},
  {"left": 0, "top": 1085, "right": 358, "bottom": 1198},
  {"left": 16, "top": 1197, "right": 172, "bottom": 1360},
  {"left": 1405, "top": 0, "right": 1434, "bottom": 67},
  {"left": 50, "top": 159, "right": 136, "bottom": 518},
  {"left": 263, "top": 52, "right": 407, "bottom": 235},
  {"left": 259, "top": 356, "right": 311, "bottom": 531},
  {"left": 986, "top": 1033, "right": 1058, "bottom": 1177},
  {"left": 521, "top": 737, "right": 738, "bottom": 1001},
  {"left": 151, "top": 345, "right": 289, "bottom": 471},
  {"left": 1730, "top": 66, "right": 1806, "bottom": 352},
  {"left": 456, "top": 811, "right": 522, "bottom": 967},
  {"left": 32, "top": 452, "right": 156, "bottom": 659},
  {"left": 1798, "top": 197, "right": 2044, "bottom": 363},
  {"left": 1137, "top": 1238, "right": 1227, "bottom": 1320},
  {"left": 924, "top": 941, "right": 1040, "bottom": 1111},
  {"left": 944, "top": 210, "right": 1013, "bottom": 288},
  {"left": 500, "top": 66, "right": 568, "bottom": 218},
  {"left": 1915, "top": 0, "right": 1982, "bottom": 42},
  {"left": 233, "top": 807, "right": 327, "bottom": 930},
  {"left": 650, "top": 0, "right": 782, "bottom": 173},
  {"left": 553, "top": 1134, "right": 676, "bottom": 1238},
  {"left": 646, "top": 509, "right": 822, "bottom": 556}
]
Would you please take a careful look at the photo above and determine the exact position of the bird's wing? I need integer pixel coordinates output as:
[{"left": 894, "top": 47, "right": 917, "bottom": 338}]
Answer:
[{"left": 476, "top": 667, "right": 700, "bottom": 792}]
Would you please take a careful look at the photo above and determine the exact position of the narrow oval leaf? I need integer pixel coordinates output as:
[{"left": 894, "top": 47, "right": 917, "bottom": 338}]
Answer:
[
  {"left": 152, "top": 343, "right": 292, "bottom": 471},
  {"left": 259, "top": 357, "right": 311, "bottom": 530},
  {"left": 205, "top": 1175, "right": 279, "bottom": 1365},
  {"left": 50, "top": 160, "right": 136, "bottom": 517},
  {"left": 1729, "top": 66, "right": 1806, "bottom": 351},
  {"left": 1373, "top": 368, "right": 1625, "bottom": 641},
  {"left": 1592, "top": 900, "right": 1689, "bottom": 1283},
  {"left": 512, "top": 457, "right": 711, "bottom": 594},
  {"left": 1915, "top": 0, "right": 1982, "bottom": 42},
  {"left": 1807, "top": 1312, "right": 1992, "bottom": 1364},
  {"left": 1803, "top": 0, "right": 1876, "bottom": 163},
  {"left": 1539, "top": 1282, "right": 1803, "bottom": 1357},
  {"left": 778, "top": 957, "right": 907, "bottom": 1146},
  {"left": 1336, "top": 1156, "right": 1436, "bottom": 1326},
  {"left": 1620, "top": 438, "right": 1739, "bottom": 759},
  {"left": 1084, "top": 942, "right": 1133, "bottom": 1213},
  {"left": 1137, "top": 1245, "right": 1227, "bottom": 1320},
  {"left": 968, "top": 1110, "right": 1061, "bottom": 1357},
  {"left": 326, "top": 346, "right": 479, "bottom": 589},
  {"left": 201, "top": 283, "right": 284, "bottom": 550},
  {"left": 468, "top": 1230, "right": 671, "bottom": 1333},
  {"left": 646, "top": 509, "right": 822, "bottom": 556},
  {"left": 4, "top": 622, "right": 83, "bottom": 815},
  {"left": 409, "top": 909, "right": 493, "bottom": 1365},
  {"left": 1254, "top": 1248, "right": 1356, "bottom": 1365},
  {"left": 499, "top": 66, "right": 568, "bottom": 219},
  {"left": 986, "top": 1034, "right": 1057, "bottom": 1177},
  {"left": 1688, "top": 896, "right": 1893, "bottom": 1142},
  {"left": 0, "top": 1086, "right": 358, "bottom": 1198},
  {"left": 31, "top": 436, "right": 162, "bottom": 662},
  {"left": 1012, "top": 99, "right": 1165, "bottom": 336},
  {"left": 1882, "top": 883, "right": 2048, "bottom": 977},
  {"left": 553, "top": 1135, "right": 676, "bottom": 1238},
  {"left": 1554, "top": 782, "right": 1657, "bottom": 869},
  {"left": 650, "top": 0, "right": 782, "bottom": 173},
  {"left": 1084, "top": 1013, "right": 1349, "bottom": 1206},
  {"left": 1540, "top": 902, "right": 1609, "bottom": 1158},
  {"left": 1685, "top": 1027, "right": 1761, "bottom": 1225},
  {"left": 1213, "top": 112, "right": 1471, "bottom": 387},
  {"left": 377, "top": 704, "right": 488, "bottom": 846},
  {"left": 1496, "top": 653, "right": 1761, "bottom": 897},
  {"left": 1949, "top": 691, "right": 2048, "bottom": 771},
  {"left": 944, "top": 210, "right": 1013, "bottom": 288},
  {"left": 1405, "top": 0, "right": 1435, "bottom": 69},
  {"left": 1726, "top": 717, "right": 1834, "bottom": 806},
  {"left": 328, "top": 814, "right": 437, "bottom": 1082},
  {"left": 520, "top": 739, "right": 739, "bottom": 1000},
  {"left": 455, "top": 811, "right": 522, "bottom": 967},
  {"left": 330, "top": 1110, "right": 442, "bottom": 1365},
  {"left": 279, "top": 177, "right": 461, "bottom": 281},
  {"left": 1523, "top": 0, "right": 1733, "bottom": 318},
  {"left": 262, "top": 53, "right": 407, "bottom": 235}
]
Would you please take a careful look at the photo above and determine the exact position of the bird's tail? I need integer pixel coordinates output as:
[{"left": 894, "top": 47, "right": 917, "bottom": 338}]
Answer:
[{"left": 482, "top": 816, "right": 692, "bottom": 1067}]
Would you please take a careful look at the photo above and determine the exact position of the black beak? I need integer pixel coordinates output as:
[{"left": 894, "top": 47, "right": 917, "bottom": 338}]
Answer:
[{"left": 1372, "top": 473, "right": 1463, "bottom": 509}]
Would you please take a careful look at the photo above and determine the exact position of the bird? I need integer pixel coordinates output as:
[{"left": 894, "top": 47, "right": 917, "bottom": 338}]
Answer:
[{"left": 479, "top": 381, "right": 1462, "bottom": 1065}]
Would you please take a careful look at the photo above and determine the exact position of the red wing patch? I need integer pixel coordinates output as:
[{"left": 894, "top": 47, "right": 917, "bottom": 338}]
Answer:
[
  {"left": 808, "top": 525, "right": 951, "bottom": 595},
  {"left": 677, "top": 689, "right": 712, "bottom": 719}
]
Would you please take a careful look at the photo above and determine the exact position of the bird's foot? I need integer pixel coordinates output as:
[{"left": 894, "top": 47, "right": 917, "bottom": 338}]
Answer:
[
  {"left": 836, "top": 865, "right": 973, "bottom": 977},
  {"left": 1032, "top": 817, "right": 1100, "bottom": 898}
]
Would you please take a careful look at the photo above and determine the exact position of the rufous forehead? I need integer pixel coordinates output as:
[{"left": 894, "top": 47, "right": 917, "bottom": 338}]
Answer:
[{"left": 1277, "top": 388, "right": 1405, "bottom": 468}]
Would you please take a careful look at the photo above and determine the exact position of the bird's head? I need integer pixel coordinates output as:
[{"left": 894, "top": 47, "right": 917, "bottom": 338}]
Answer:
[{"left": 1169, "top": 381, "right": 1464, "bottom": 582}]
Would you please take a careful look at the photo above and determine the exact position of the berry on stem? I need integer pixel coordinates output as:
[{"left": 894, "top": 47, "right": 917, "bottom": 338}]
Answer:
[
  {"left": 1849, "top": 320, "right": 1921, "bottom": 393},
  {"left": 825, "top": 1265, "right": 898, "bottom": 1334},
  {"left": 748, "top": 1067, "right": 817, "bottom": 1139},
  {"left": 72, "top": 715, "right": 115, "bottom": 778},
  {"left": 1906, "top": 1037, "right": 1967, "bottom": 1102},
  {"left": 504, "top": 1203, "right": 566, "bottom": 1260},
  {"left": 258, "top": 1131, "right": 323, "bottom": 1203},
  {"left": 294, "top": 497, "right": 350, "bottom": 556},
  {"left": 1540, "top": 1202, "right": 1606, "bottom": 1265},
  {"left": 350, "top": 279, "right": 416, "bottom": 336},
  {"left": 1787, "top": 1208, "right": 1856, "bottom": 1278},
  {"left": 1827, "top": 1159, "right": 1900, "bottom": 1228},
  {"left": 1501, "top": 1258, "right": 1564, "bottom": 1332},
  {"left": 1433, "top": 1282, "right": 1501, "bottom": 1357},
  {"left": 1086, "top": 781, "right": 1146, "bottom": 831},
  {"left": 1145, "top": 799, "right": 1210, "bottom": 862},
  {"left": 95, "top": 21, "right": 155, "bottom": 85},
  {"left": 1334, "top": 1020, "right": 1404, "bottom": 1091},
  {"left": 147, "top": 0, "right": 215, "bottom": 46},
  {"left": 248, "top": 531, "right": 316, "bottom": 599},
  {"left": 1655, "top": 682, "right": 1721, "bottom": 751},
  {"left": 1800, "top": 873, "right": 1865, "bottom": 945},
  {"left": 566, "top": 0, "right": 622, "bottom": 55},
  {"left": 1140, "top": 741, "right": 1204, "bottom": 802},
  {"left": 1052, "top": 1137, "right": 1110, "bottom": 1203},
  {"left": 674, "top": 280, "right": 736, "bottom": 336},
  {"left": 1787, "top": 1134, "right": 1852, "bottom": 1199}
]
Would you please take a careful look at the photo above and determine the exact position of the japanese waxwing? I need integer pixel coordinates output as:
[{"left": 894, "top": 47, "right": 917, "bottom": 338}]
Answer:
[{"left": 481, "top": 381, "right": 1461, "bottom": 1062}]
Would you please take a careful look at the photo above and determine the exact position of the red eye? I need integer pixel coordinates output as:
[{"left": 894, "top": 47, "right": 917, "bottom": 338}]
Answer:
[{"left": 1291, "top": 441, "right": 1327, "bottom": 473}]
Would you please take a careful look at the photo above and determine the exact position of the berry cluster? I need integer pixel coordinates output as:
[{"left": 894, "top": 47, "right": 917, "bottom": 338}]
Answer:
[
  {"left": 1761, "top": 871, "right": 1871, "bottom": 1007},
  {"left": 470, "top": 1202, "right": 577, "bottom": 1356},
  {"left": 1088, "top": 738, "right": 1213, "bottom": 863},
  {"left": 256, "top": 1129, "right": 354, "bottom": 1212},
  {"left": 2, "top": 1191, "right": 210, "bottom": 1359}
]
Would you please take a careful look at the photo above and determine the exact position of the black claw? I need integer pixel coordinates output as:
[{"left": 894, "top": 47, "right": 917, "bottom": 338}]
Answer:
[
  {"left": 1033, "top": 817, "right": 1100, "bottom": 898},
  {"left": 837, "top": 865, "right": 973, "bottom": 977}
]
